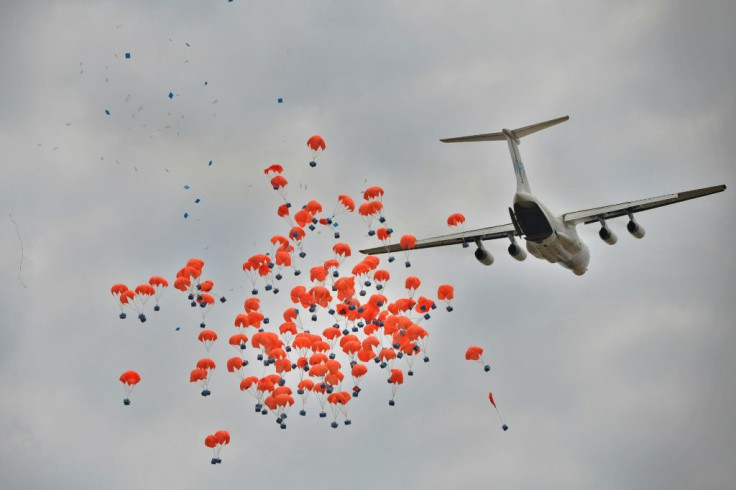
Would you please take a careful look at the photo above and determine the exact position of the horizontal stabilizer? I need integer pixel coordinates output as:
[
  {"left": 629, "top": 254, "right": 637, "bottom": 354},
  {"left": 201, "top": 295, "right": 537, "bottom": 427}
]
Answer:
[{"left": 441, "top": 115, "right": 569, "bottom": 143}]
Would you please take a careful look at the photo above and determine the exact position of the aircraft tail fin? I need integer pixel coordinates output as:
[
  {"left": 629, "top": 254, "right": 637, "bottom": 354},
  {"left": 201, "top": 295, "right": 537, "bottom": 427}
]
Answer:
[{"left": 440, "top": 116, "right": 569, "bottom": 194}]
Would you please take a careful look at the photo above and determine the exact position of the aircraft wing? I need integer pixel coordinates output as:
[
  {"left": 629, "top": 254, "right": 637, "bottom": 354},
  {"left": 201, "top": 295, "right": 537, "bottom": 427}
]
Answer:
[
  {"left": 360, "top": 223, "right": 516, "bottom": 255},
  {"left": 562, "top": 184, "right": 726, "bottom": 225}
]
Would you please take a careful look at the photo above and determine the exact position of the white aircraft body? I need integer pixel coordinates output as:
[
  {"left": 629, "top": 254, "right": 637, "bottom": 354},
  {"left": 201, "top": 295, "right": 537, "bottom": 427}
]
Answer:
[{"left": 360, "top": 116, "right": 726, "bottom": 275}]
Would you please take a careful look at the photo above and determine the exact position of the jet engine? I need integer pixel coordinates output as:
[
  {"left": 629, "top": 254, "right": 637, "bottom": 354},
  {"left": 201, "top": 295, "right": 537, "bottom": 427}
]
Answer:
[
  {"left": 507, "top": 238, "right": 527, "bottom": 261},
  {"left": 598, "top": 220, "right": 618, "bottom": 245},
  {"left": 626, "top": 216, "right": 645, "bottom": 239},
  {"left": 474, "top": 240, "right": 494, "bottom": 266}
]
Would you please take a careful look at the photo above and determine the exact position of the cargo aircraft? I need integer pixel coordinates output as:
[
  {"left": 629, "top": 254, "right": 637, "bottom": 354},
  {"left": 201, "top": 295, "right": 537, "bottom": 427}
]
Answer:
[{"left": 360, "top": 116, "right": 726, "bottom": 275}]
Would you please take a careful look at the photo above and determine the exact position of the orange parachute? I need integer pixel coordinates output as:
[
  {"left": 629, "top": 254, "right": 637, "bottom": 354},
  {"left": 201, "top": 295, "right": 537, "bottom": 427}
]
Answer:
[
  {"left": 447, "top": 212, "right": 466, "bottom": 227},
  {"left": 363, "top": 185, "right": 384, "bottom": 201},
  {"left": 119, "top": 370, "right": 140, "bottom": 405},
  {"left": 447, "top": 213, "right": 470, "bottom": 248},
  {"left": 399, "top": 234, "right": 416, "bottom": 267},
  {"left": 198, "top": 330, "right": 218, "bottom": 352},
  {"left": 323, "top": 195, "right": 355, "bottom": 239},
  {"left": 148, "top": 276, "right": 168, "bottom": 310},
  {"left": 437, "top": 284, "right": 455, "bottom": 311},
  {"left": 465, "top": 345, "right": 490, "bottom": 372},
  {"left": 388, "top": 369, "right": 404, "bottom": 406},
  {"left": 264, "top": 163, "right": 283, "bottom": 175},
  {"left": 307, "top": 135, "right": 326, "bottom": 167},
  {"left": 488, "top": 392, "right": 508, "bottom": 431}
]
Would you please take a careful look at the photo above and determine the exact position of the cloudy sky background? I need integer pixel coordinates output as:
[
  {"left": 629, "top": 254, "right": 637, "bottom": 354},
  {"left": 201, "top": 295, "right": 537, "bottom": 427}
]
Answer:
[{"left": 1, "top": 1, "right": 734, "bottom": 488}]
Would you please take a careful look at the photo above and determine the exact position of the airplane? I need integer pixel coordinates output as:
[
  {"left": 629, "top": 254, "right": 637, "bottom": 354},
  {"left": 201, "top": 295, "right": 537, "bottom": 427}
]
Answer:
[{"left": 360, "top": 115, "right": 726, "bottom": 275}]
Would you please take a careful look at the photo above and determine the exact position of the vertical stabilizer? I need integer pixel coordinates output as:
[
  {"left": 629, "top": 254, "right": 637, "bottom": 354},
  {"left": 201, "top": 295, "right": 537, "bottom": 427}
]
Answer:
[
  {"left": 502, "top": 129, "right": 531, "bottom": 194},
  {"left": 440, "top": 115, "right": 569, "bottom": 194}
]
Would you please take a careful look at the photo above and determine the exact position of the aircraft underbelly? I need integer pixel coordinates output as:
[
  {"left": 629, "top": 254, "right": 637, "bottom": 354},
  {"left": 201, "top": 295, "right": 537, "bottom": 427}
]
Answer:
[
  {"left": 526, "top": 232, "right": 590, "bottom": 275},
  {"left": 514, "top": 202, "right": 553, "bottom": 242}
]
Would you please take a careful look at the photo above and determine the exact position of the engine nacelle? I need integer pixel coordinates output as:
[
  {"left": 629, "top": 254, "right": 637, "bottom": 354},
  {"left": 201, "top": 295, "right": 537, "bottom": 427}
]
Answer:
[
  {"left": 627, "top": 219, "right": 645, "bottom": 239},
  {"left": 474, "top": 242, "right": 494, "bottom": 266},
  {"left": 599, "top": 226, "right": 618, "bottom": 245},
  {"left": 508, "top": 242, "right": 527, "bottom": 261}
]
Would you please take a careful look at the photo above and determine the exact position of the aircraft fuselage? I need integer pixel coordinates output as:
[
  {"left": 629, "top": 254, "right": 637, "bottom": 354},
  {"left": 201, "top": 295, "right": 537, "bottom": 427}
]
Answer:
[{"left": 513, "top": 192, "right": 590, "bottom": 275}]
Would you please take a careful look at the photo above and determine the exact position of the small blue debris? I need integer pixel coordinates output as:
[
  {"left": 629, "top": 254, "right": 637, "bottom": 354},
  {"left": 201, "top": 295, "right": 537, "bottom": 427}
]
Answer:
[
  {"left": 277, "top": 98, "right": 283, "bottom": 103},
  {"left": 184, "top": 212, "right": 189, "bottom": 219},
  {"left": 502, "top": 424, "right": 509, "bottom": 431},
  {"left": 105, "top": 109, "right": 110, "bottom": 115},
  {"left": 125, "top": 52, "right": 131, "bottom": 59},
  {"left": 204, "top": 81, "right": 208, "bottom": 86},
  {"left": 208, "top": 160, "right": 212, "bottom": 166},
  {"left": 175, "top": 327, "right": 181, "bottom": 331},
  {"left": 168, "top": 92, "right": 174, "bottom": 99},
  {"left": 194, "top": 198, "right": 200, "bottom": 204},
  {"left": 183, "top": 185, "right": 190, "bottom": 190}
]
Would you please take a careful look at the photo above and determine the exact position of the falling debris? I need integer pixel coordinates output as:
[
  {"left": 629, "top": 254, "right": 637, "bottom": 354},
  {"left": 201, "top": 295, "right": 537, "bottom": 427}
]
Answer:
[
  {"left": 8, "top": 214, "right": 27, "bottom": 288},
  {"left": 105, "top": 109, "right": 111, "bottom": 115},
  {"left": 278, "top": 98, "right": 283, "bottom": 103},
  {"left": 125, "top": 52, "right": 131, "bottom": 59},
  {"left": 168, "top": 92, "right": 174, "bottom": 99}
]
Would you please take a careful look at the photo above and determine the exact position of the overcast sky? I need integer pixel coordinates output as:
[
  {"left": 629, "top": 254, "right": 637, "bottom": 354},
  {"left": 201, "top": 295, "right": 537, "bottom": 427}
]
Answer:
[{"left": 1, "top": 1, "right": 734, "bottom": 489}]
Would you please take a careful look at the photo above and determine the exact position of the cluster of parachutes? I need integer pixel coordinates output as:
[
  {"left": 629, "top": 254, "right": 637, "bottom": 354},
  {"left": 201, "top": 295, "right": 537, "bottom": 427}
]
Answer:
[
  {"left": 204, "top": 430, "right": 230, "bottom": 464},
  {"left": 112, "top": 150, "right": 507, "bottom": 463},
  {"left": 111, "top": 276, "right": 169, "bottom": 322}
]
